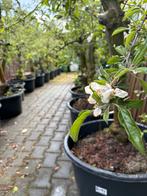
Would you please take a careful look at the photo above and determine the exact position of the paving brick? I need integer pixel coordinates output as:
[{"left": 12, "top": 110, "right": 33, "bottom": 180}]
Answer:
[
  {"left": 31, "top": 168, "right": 52, "bottom": 188},
  {"left": 29, "top": 132, "right": 41, "bottom": 141},
  {"left": 37, "top": 136, "right": 51, "bottom": 146},
  {"left": 0, "top": 73, "right": 76, "bottom": 196},
  {"left": 50, "top": 179, "right": 70, "bottom": 196},
  {"left": 43, "top": 128, "right": 55, "bottom": 136},
  {"left": 22, "top": 141, "right": 35, "bottom": 152},
  {"left": 43, "top": 153, "right": 58, "bottom": 168},
  {"left": 29, "top": 188, "right": 50, "bottom": 196},
  {"left": 56, "top": 125, "right": 67, "bottom": 132},
  {"left": 46, "top": 141, "right": 62, "bottom": 153},
  {"left": 53, "top": 161, "right": 72, "bottom": 179},
  {"left": 31, "top": 146, "right": 46, "bottom": 159},
  {"left": 52, "top": 132, "right": 65, "bottom": 141},
  {"left": 12, "top": 152, "right": 30, "bottom": 167}
]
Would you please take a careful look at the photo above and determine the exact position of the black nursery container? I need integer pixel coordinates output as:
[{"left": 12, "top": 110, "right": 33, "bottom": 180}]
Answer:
[
  {"left": 24, "top": 77, "right": 35, "bottom": 93},
  {"left": 44, "top": 72, "right": 50, "bottom": 83},
  {"left": 50, "top": 70, "right": 55, "bottom": 80},
  {"left": 70, "top": 86, "right": 87, "bottom": 98},
  {"left": 64, "top": 120, "right": 147, "bottom": 196},
  {"left": 35, "top": 73, "right": 45, "bottom": 87},
  {"left": 0, "top": 92, "right": 23, "bottom": 119},
  {"left": 67, "top": 98, "right": 113, "bottom": 123}
]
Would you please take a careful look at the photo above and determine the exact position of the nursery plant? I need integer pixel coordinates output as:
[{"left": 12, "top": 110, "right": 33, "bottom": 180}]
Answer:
[
  {"left": 70, "top": 0, "right": 147, "bottom": 160},
  {"left": 64, "top": 0, "right": 147, "bottom": 195}
]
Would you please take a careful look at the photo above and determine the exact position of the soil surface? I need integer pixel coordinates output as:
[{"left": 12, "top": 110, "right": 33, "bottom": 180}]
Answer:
[
  {"left": 72, "top": 129, "right": 147, "bottom": 174},
  {"left": 73, "top": 98, "right": 93, "bottom": 111}
]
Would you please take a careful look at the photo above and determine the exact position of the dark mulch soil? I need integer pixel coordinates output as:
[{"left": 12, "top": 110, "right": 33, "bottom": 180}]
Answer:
[
  {"left": 73, "top": 98, "right": 93, "bottom": 111},
  {"left": 72, "top": 129, "right": 147, "bottom": 174}
]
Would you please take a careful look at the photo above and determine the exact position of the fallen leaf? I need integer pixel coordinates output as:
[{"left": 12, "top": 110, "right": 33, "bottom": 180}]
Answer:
[
  {"left": 22, "top": 129, "right": 28, "bottom": 134},
  {"left": 12, "top": 186, "right": 18, "bottom": 193}
]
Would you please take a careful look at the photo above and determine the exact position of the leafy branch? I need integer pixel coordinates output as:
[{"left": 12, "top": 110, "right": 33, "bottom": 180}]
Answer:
[{"left": 5, "top": 2, "right": 41, "bottom": 30}]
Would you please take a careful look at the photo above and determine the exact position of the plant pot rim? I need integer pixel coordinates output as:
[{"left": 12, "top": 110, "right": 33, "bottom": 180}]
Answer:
[
  {"left": 0, "top": 90, "right": 23, "bottom": 101},
  {"left": 67, "top": 98, "right": 79, "bottom": 114},
  {"left": 64, "top": 119, "right": 147, "bottom": 182},
  {"left": 69, "top": 86, "right": 87, "bottom": 97},
  {"left": 24, "top": 76, "right": 35, "bottom": 81}
]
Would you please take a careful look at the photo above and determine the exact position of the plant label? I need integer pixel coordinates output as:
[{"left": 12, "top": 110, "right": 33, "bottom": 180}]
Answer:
[{"left": 95, "top": 185, "right": 107, "bottom": 195}]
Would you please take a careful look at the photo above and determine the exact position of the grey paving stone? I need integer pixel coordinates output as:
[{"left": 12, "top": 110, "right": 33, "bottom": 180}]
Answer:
[
  {"left": 46, "top": 141, "right": 62, "bottom": 153},
  {"left": 12, "top": 152, "right": 29, "bottom": 167},
  {"left": 37, "top": 136, "right": 51, "bottom": 146},
  {"left": 53, "top": 161, "right": 72, "bottom": 179},
  {"left": 29, "top": 188, "right": 50, "bottom": 196},
  {"left": 22, "top": 140, "right": 35, "bottom": 152},
  {"left": 52, "top": 132, "right": 65, "bottom": 141},
  {"left": 43, "top": 153, "right": 58, "bottom": 168},
  {"left": 31, "top": 168, "right": 52, "bottom": 189},
  {"left": 31, "top": 146, "right": 46, "bottom": 159},
  {"left": 29, "top": 132, "right": 41, "bottom": 141},
  {"left": 43, "top": 128, "right": 55, "bottom": 136},
  {"left": 56, "top": 125, "right": 67, "bottom": 132},
  {"left": 0, "top": 73, "right": 75, "bottom": 196},
  {"left": 51, "top": 179, "right": 71, "bottom": 196}
]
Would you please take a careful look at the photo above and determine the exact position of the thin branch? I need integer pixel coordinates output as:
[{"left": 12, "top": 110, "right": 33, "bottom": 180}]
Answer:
[
  {"left": 6, "top": 2, "right": 41, "bottom": 30},
  {"left": 125, "top": 16, "right": 147, "bottom": 67},
  {"left": 15, "top": 0, "right": 21, "bottom": 8}
]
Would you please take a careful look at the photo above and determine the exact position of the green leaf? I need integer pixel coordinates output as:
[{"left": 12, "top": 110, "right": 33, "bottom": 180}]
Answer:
[
  {"left": 125, "top": 31, "right": 135, "bottom": 47},
  {"left": 124, "top": 99, "right": 143, "bottom": 109},
  {"left": 133, "top": 67, "right": 147, "bottom": 74},
  {"left": 92, "top": 92, "right": 101, "bottom": 102},
  {"left": 115, "top": 45, "right": 126, "bottom": 56},
  {"left": 41, "top": 0, "right": 48, "bottom": 6},
  {"left": 112, "top": 27, "right": 128, "bottom": 36},
  {"left": 103, "top": 107, "right": 109, "bottom": 124},
  {"left": 113, "top": 68, "right": 129, "bottom": 81},
  {"left": 118, "top": 106, "right": 145, "bottom": 155},
  {"left": 69, "top": 110, "right": 92, "bottom": 142},
  {"left": 124, "top": 7, "right": 141, "bottom": 20},
  {"left": 140, "top": 80, "right": 147, "bottom": 94},
  {"left": 132, "top": 40, "right": 147, "bottom": 65},
  {"left": 107, "top": 55, "right": 121, "bottom": 65},
  {"left": 94, "top": 79, "right": 107, "bottom": 85}
]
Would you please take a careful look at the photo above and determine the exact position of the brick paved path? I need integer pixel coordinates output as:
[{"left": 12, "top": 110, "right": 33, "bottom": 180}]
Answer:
[{"left": 0, "top": 73, "right": 79, "bottom": 196}]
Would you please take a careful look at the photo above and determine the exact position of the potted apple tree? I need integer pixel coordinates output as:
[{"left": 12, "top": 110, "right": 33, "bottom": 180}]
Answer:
[{"left": 64, "top": 2, "right": 147, "bottom": 196}]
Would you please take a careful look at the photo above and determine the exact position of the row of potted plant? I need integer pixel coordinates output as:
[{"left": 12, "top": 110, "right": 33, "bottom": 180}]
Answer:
[{"left": 0, "top": 68, "right": 61, "bottom": 120}]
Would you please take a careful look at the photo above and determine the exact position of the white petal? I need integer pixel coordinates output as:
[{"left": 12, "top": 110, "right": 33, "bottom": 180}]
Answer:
[
  {"left": 101, "top": 89, "right": 114, "bottom": 103},
  {"left": 115, "top": 88, "right": 128, "bottom": 98},
  {"left": 90, "top": 82, "right": 102, "bottom": 91},
  {"left": 88, "top": 96, "right": 96, "bottom": 104},
  {"left": 93, "top": 107, "right": 102, "bottom": 117},
  {"left": 85, "top": 86, "right": 93, "bottom": 95}
]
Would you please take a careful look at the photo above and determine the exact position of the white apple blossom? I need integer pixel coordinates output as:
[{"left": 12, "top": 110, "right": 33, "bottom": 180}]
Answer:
[
  {"left": 90, "top": 82, "right": 103, "bottom": 91},
  {"left": 88, "top": 96, "right": 96, "bottom": 104},
  {"left": 86, "top": 81, "right": 128, "bottom": 106},
  {"left": 85, "top": 86, "right": 93, "bottom": 95},
  {"left": 93, "top": 107, "right": 102, "bottom": 117},
  {"left": 101, "top": 88, "right": 114, "bottom": 103},
  {"left": 114, "top": 88, "right": 128, "bottom": 98}
]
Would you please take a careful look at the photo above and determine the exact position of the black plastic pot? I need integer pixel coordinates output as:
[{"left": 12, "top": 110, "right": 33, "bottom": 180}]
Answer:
[
  {"left": 35, "top": 73, "right": 45, "bottom": 87},
  {"left": 44, "top": 72, "right": 50, "bottom": 83},
  {"left": 7, "top": 79, "right": 25, "bottom": 100},
  {"left": 0, "top": 91, "right": 23, "bottom": 119},
  {"left": 64, "top": 120, "right": 147, "bottom": 196},
  {"left": 50, "top": 70, "right": 55, "bottom": 80},
  {"left": 70, "top": 86, "right": 87, "bottom": 98},
  {"left": 67, "top": 98, "right": 113, "bottom": 124},
  {"left": 24, "top": 77, "right": 35, "bottom": 93}
]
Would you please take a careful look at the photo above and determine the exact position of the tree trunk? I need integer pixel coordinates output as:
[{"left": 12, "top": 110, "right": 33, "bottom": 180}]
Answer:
[
  {"left": 86, "top": 41, "right": 96, "bottom": 83},
  {"left": 99, "top": 0, "right": 125, "bottom": 55}
]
